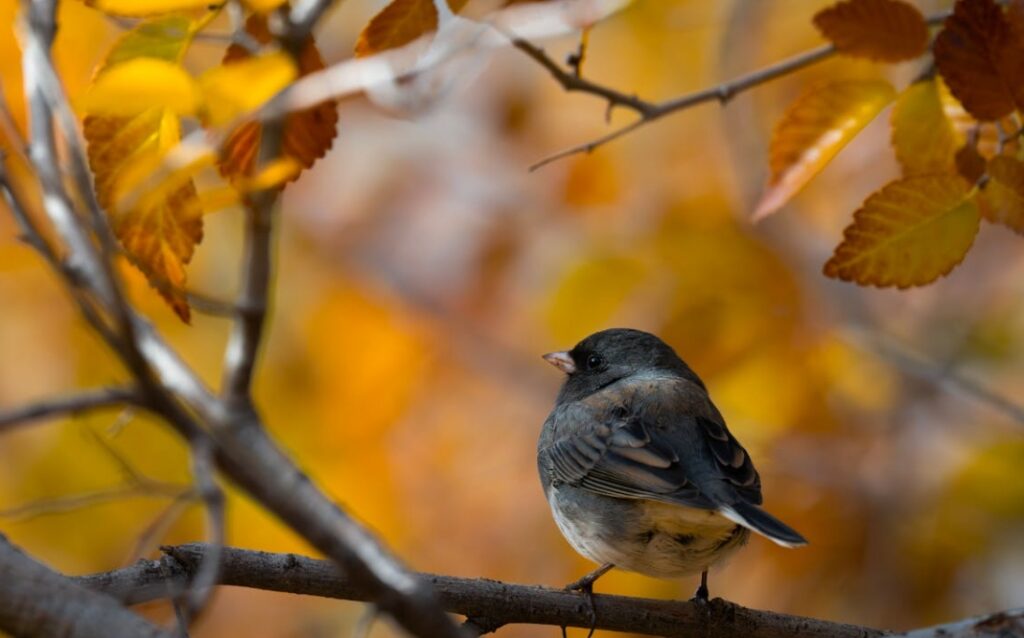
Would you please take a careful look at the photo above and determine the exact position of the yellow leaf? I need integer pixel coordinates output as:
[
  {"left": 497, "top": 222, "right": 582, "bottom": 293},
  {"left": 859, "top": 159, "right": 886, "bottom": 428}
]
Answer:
[
  {"left": 83, "top": 16, "right": 205, "bottom": 322},
  {"left": 242, "top": 0, "right": 289, "bottom": 11},
  {"left": 80, "top": 58, "right": 201, "bottom": 117},
  {"left": 824, "top": 176, "right": 979, "bottom": 287},
  {"left": 218, "top": 14, "right": 338, "bottom": 185},
  {"left": 983, "top": 155, "right": 1024, "bottom": 234},
  {"left": 241, "top": 157, "right": 302, "bottom": 191},
  {"left": 199, "top": 52, "right": 297, "bottom": 127},
  {"left": 754, "top": 80, "right": 896, "bottom": 219},
  {"left": 355, "top": 0, "right": 470, "bottom": 57},
  {"left": 891, "top": 80, "right": 961, "bottom": 176},
  {"left": 89, "top": 0, "right": 215, "bottom": 17}
]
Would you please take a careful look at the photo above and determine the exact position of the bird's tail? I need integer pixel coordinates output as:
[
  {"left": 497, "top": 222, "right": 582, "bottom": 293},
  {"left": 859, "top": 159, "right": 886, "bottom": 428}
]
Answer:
[{"left": 720, "top": 502, "right": 807, "bottom": 548}]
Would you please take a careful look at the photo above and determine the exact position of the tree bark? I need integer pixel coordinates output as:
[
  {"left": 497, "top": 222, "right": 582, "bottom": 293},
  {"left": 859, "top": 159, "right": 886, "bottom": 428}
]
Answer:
[{"left": 0, "top": 533, "right": 170, "bottom": 638}]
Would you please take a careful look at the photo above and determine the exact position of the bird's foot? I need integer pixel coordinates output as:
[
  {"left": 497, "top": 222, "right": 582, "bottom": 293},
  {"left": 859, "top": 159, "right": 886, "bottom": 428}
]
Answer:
[
  {"left": 564, "top": 564, "right": 612, "bottom": 638},
  {"left": 564, "top": 563, "right": 613, "bottom": 593},
  {"left": 690, "top": 569, "right": 710, "bottom": 604}
]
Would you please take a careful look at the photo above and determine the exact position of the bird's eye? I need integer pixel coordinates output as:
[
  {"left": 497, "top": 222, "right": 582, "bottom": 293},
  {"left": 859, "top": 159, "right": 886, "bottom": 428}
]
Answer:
[{"left": 586, "top": 354, "right": 604, "bottom": 370}]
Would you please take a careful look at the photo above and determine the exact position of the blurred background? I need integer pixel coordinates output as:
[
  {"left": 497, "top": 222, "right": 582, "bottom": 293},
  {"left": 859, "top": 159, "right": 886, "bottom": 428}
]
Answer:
[{"left": 2, "top": 0, "right": 1024, "bottom": 636}]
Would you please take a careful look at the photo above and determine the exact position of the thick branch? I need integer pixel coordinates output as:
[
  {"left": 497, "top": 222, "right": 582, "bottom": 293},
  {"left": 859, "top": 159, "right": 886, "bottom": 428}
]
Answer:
[
  {"left": 73, "top": 544, "right": 893, "bottom": 638},
  {"left": 0, "top": 533, "right": 170, "bottom": 638}
]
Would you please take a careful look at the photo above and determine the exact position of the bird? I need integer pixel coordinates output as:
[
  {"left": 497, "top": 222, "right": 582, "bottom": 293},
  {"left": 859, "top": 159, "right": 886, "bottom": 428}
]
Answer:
[{"left": 538, "top": 328, "right": 806, "bottom": 601}]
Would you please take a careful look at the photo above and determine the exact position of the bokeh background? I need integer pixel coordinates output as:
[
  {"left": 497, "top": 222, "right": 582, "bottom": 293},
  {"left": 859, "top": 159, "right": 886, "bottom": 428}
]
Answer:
[{"left": 2, "top": 1, "right": 1024, "bottom": 636}]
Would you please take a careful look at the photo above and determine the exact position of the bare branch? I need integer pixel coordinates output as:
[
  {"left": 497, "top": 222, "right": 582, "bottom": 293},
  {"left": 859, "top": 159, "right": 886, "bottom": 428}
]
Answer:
[
  {"left": 0, "top": 388, "right": 139, "bottom": 433},
  {"left": 523, "top": 8, "right": 956, "bottom": 169},
  {"left": 527, "top": 43, "right": 836, "bottom": 170},
  {"left": 511, "top": 39, "right": 655, "bottom": 116},
  {"left": 0, "top": 533, "right": 172, "bottom": 638},
  {"left": 78, "top": 543, "right": 1024, "bottom": 638}
]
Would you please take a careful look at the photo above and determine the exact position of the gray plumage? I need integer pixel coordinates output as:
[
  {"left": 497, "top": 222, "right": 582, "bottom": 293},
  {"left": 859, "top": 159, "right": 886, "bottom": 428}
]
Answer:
[{"left": 538, "top": 328, "right": 806, "bottom": 581}]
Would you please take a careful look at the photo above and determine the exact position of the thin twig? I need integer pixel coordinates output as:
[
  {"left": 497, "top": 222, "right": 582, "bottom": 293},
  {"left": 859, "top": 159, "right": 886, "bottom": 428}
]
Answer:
[
  {"left": 0, "top": 484, "right": 190, "bottom": 521},
  {"left": 511, "top": 39, "right": 655, "bottom": 116},
  {"left": 0, "top": 387, "right": 139, "bottom": 432},
  {"left": 177, "top": 440, "right": 225, "bottom": 624},
  {"left": 527, "top": 43, "right": 836, "bottom": 170},
  {"left": 523, "top": 7, "right": 956, "bottom": 170}
]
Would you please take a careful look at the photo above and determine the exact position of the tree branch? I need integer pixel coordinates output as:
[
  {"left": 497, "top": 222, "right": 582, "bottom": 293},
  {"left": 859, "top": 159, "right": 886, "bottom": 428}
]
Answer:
[
  {"left": 76, "top": 543, "right": 1024, "bottom": 638},
  {"left": 522, "top": 8, "right": 955, "bottom": 170},
  {"left": 0, "top": 533, "right": 170, "bottom": 638},
  {"left": 0, "top": 387, "right": 139, "bottom": 433}
]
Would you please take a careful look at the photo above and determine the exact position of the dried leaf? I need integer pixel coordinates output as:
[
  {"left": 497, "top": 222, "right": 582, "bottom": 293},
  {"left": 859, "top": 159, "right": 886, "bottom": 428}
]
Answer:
[
  {"left": 218, "top": 14, "right": 339, "bottom": 184},
  {"left": 83, "top": 16, "right": 203, "bottom": 321},
  {"left": 955, "top": 142, "right": 986, "bottom": 183},
  {"left": 934, "top": 0, "right": 1024, "bottom": 120},
  {"left": 983, "top": 155, "right": 1024, "bottom": 233},
  {"left": 355, "top": 0, "right": 470, "bottom": 57},
  {"left": 754, "top": 80, "right": 896, "bottom": 219},
  {"left": 891, "top": 80, "right": 961, "bottom": 176},
  {"left": 824, "top": 176, "right": 979, "bottom": 287},
  {"left": 813, "top": 0, "right": 928, "bottom": 62}
]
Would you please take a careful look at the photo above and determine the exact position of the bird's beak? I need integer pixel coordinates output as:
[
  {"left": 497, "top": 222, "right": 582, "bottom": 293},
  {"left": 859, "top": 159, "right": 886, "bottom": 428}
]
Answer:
[{"left": 542, "top": 351, "right": 576, "bottom": 374}]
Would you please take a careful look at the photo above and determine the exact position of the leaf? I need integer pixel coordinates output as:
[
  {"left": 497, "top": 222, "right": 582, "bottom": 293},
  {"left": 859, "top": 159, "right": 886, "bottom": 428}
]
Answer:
[
  {"left": 199, "top": 52, "right": 296, "bottom": 127},
  {"left": 87, "top": 0, "right": 214, "bottom": 17},
  {"left": 813, "top": 0, "right": 928, "bottom": 62},
  {"left": 954, "top": 142, "right": 986, "bottom": 183},
  {"left": 355, "top": 0, "right": 470, "bottom": 57},
  {"left": 754, "top": 80, "right": 896, "bottom": 219},
  {"left": 824, "top": 176, "right": 980, "bottom": 287},
  {"left": 890, "top": 80, "right": 961, "bottom": 176},
  {"left": 83, "top": 15, "right": 203, "bottom": 321},
  {"left": 80, "top": 58, "right": 201, "bottom": 117},
  {"left": 933, "top": 0, "right": 1024, "bottom": 121},
  {"left": 983, "top": 155, "right": 1024, "bottom": 233},
  {"left": 218, "top": 14, "right": 339, "bottom": 184}
]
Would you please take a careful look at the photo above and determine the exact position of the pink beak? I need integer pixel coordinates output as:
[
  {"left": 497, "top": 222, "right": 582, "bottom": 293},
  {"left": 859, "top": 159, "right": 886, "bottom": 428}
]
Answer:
[{"left": 543, "top": 351, "right": 576, "bottom": 374}]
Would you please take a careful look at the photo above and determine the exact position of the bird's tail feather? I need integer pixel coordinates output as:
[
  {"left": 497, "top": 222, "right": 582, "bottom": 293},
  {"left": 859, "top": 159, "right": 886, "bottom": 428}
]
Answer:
[{"left": 720, "top": 502, "right": 807, "bottom": 548}]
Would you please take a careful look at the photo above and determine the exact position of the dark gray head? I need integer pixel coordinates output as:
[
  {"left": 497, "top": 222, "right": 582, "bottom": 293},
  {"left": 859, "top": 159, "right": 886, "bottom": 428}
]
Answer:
[{"left": 543, "top": 328, "right": 704, "bottom": 403}]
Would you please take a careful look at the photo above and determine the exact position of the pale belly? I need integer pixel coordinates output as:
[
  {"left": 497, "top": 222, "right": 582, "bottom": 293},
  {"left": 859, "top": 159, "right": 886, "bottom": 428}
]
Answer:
[{"left": 547, "top": 485, "right": 749, "bottom": 578}]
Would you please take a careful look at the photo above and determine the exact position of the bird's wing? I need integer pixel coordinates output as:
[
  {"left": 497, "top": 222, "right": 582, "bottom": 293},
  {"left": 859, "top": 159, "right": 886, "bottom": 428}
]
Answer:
[{"left": 540, "top": 377, "right": 762, "bottom": 510}]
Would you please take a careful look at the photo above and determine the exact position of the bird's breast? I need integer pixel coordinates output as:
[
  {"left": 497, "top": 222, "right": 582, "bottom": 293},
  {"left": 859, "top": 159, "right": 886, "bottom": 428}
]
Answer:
[{"left": 546, "top": 485, "right": 749, "bottom": 578}]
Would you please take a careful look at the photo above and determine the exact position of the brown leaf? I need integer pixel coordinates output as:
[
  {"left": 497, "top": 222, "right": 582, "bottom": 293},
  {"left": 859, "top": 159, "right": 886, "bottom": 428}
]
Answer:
[
  {"left": 813, "top": 0, "right": 928, "bottom": 62},
  {"left": 754, "top": 80, "right": 895, "bottom": 219},
  {"left": 355, "top": 0, "right": 470, "bottom": 57},
  {"left": 890, "top": 80, "right": 960, "bottom": 176},
  {"left": 934, "top": 0, "right": 1024, "bottom": 121},
  {"left": 955, "top": 142, "right": 986, "bottom": 183},
  {"left": 824, "top": 176, "right": 980, "bottom": 287},
  {"left": 983, "top": 155, "right": 1024, "bottom": 233},
  {"left": 218, "top": 14, "right": 338, "bottom": 184}
]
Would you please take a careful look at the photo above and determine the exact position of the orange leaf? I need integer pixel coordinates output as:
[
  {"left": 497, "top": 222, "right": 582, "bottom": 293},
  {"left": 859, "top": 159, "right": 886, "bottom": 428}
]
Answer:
[
  {"left": 754, "top": 80, "right": 896, "bottom": 219},
  {"left": 983, "top": 155, "right": 1024, "bottom": 233},
  {"left": 934, "top": 0, "right": 1024, "bottom": 121},
  {"left": 824, "top": 176, "right": 979, "bottom": 287},
  {"left": 813, "top": 0, "right": 928, "bottom": 62},
  {"left": 890, "top": 80, "right": 960, "bottom": 176},
  {"left": 218, "top": 14, "right": 338, "bottom": 184},
  {"left": 355, "top": 0, "right": 470, "bottom": 57},
  {"left": 83, "top": 15, "right": 202, "bottom": 321}
]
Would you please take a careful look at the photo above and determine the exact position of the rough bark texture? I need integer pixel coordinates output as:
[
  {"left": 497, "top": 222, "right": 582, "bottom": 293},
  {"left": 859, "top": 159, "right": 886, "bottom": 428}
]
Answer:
[{"left": 0, "top": 534, "right": 170, "bottom": 638}]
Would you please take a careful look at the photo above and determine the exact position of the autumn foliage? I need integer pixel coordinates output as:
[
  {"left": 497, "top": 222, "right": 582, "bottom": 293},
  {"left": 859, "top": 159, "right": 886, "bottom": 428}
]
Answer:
[{"left": 760, "top": 0, "right": 1024, "bottom": 287}]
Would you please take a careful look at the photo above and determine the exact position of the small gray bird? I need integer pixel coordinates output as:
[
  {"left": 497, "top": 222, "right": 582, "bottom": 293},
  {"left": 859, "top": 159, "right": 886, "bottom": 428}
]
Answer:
[{"left": 538, "top": 328, "right": 806, "bottom": 600}]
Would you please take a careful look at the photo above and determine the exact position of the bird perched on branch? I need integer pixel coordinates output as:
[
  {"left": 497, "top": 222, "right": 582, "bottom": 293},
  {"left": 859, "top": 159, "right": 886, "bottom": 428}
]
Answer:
[{"left": 538, "top": 328, "right": 806, "bottom": 601}]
